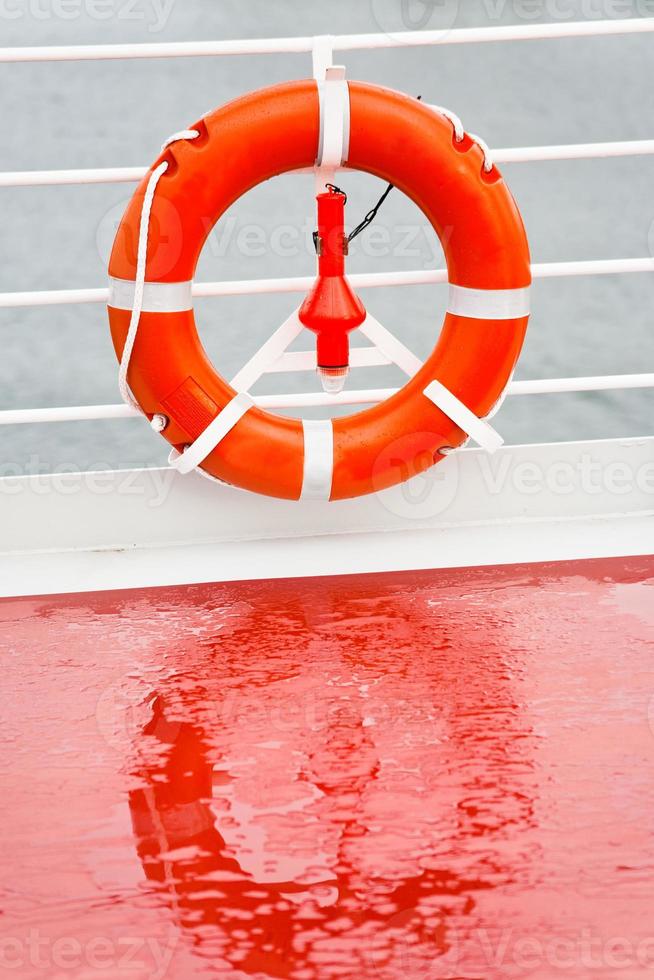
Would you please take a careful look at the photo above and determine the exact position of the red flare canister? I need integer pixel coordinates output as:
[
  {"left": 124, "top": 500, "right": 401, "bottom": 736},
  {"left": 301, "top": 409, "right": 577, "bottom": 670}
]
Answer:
[{"left": 298, "top": 186, "right": 366, "bottom": 392}]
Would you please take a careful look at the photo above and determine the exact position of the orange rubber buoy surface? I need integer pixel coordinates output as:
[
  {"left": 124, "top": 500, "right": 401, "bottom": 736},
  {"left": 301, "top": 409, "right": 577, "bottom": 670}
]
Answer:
[{"left": 108, "top": 80, "right": 530, "bottom": 501}]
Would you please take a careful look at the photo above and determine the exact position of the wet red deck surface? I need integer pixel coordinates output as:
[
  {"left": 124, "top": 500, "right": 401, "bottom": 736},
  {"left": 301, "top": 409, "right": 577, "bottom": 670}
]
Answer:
[{"left": 1, "top": 556, "right": 654, "bottom": 979}]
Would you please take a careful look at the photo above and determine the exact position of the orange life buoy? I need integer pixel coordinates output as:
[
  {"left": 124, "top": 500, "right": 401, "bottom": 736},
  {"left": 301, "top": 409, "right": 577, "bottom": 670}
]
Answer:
[{"left": 108, "top": 79, "right": 530, "bottom": 501}]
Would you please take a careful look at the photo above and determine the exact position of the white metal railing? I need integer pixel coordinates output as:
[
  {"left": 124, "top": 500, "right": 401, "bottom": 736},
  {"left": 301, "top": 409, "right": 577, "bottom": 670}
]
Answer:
[
  {"left": 1, "top": 18, "right": 653, "bottom": 434},
  {"left": 1, "top": 16, "right": 653, "bottom": 63},
  {"left": 3, "top": 374, "right": 654, "bottom": 427},
  {"left": 1, "top": 258, "right": 652, "bottom": 310},
  {"left": 2, "top": 139, "right": 654, "bottom": 189}
]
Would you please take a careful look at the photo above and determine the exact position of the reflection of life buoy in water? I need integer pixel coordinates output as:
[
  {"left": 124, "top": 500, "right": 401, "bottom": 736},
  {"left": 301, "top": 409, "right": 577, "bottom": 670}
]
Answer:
[
  {"left": 128, "top": 695, "right": 469, "bottom": 976},
  {"left": 126, "top": 572, "right": 537, "bottom": 977}
]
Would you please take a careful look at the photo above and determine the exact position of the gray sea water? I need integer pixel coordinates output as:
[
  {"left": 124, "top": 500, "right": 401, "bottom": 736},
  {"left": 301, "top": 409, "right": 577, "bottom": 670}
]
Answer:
[{"left": 0, "top": 0, "right": 652, "bottom": 474}]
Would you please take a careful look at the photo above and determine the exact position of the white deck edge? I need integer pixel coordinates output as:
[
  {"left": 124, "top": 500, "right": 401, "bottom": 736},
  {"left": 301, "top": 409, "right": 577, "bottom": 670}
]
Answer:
[{"left": 1, "top": 436, "right": 653, "bottom": 598}]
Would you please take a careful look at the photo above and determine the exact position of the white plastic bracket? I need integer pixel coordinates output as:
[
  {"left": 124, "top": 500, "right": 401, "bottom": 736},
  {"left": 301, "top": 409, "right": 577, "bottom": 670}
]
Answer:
[
  {"left": 424, "top": 380, "right": 504, "bottom": 454},
  {"left": 170, "top": 392, "right": 255, "bottom": 475},
  {"left": 314, "top": 35, "right": 349, "bottom": 197},
  {"left": 228, "top": 309, "right": 423, "bottom": 403},
  {"left": 359, "top": 313, "right": 422, "bottom": 378},
  {"left": 230, "top": 309, "right": 304, "bottom": 393},
  {"left": 312, "top": 34, "right": 334, "bottom": 81}
]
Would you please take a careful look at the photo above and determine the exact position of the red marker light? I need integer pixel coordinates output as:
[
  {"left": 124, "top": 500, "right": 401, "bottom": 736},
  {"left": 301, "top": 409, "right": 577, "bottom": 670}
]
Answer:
[{"left": 299, "top": 186, "right": 366, "bottom": 393}]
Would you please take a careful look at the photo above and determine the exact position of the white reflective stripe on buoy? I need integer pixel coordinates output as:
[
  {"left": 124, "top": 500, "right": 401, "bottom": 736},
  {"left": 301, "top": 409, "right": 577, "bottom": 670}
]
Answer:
[
  {"left": 301, "top": 419, "right": 334, "bottom": 500},
  {"left": 424, "top": 380, "right": 504, "bottom": 454},
  {"left": 316, "top": 67, "right": 350, "bottom": 168},
  {"left": 447, "top": 284, "right": 530, "bottom": 320},
  {"left": 171, "top": 392, "right": 255, "bottom": 475},
  {"left": 108, "top": 276, "right": 193, "bottom": 313}
]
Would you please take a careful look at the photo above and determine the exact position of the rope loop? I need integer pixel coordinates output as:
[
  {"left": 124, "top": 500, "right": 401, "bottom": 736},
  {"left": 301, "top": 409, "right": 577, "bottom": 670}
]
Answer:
[
  {"left": 430, "top": 104, "right": 494, "bottom": 173},
  {"left": 117, "top": 128, "right": 200, "bottom": 412}
]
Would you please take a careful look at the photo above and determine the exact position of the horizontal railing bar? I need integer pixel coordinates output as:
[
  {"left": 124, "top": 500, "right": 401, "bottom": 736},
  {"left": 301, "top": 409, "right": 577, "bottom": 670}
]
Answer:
[
  {"left": 254, "top": 374, "right": 654, "bottom": 406},
  {"left": 0, "top": 287, "right": 110, "bottom": 308},
  {"left": 2, "top": 257, "right": 652, "bottom": 310},
  {"left": 509, "top": 373, "right": 654, "bottom": 395},
  {"left": 2, "top": 374, "right": 653, "bottom": 425},
  {"left": 245, "top": 373, "right": 654, "bottom": 406},
  {"left": 493, "top": 139, "right": 654, "bottom": 164},
  {"left": 529, "top": 257, "right": 654, "bottom": 278},
  {"left": 0, "top": 404, "right": 138, "bottom": 425},
  {"left": 4, "top": 139, "right": 654, "bottom": 188},
  {"left": 1, "top": 18, "right": 653, "bottom": 64},
  {"left": 0, "top": 166, "right": 146, "bottom": 188}
]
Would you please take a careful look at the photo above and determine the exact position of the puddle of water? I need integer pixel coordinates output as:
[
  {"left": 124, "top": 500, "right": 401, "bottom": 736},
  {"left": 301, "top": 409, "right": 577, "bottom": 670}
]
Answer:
[{"left": 1, "top": 556, "right": 653, "bottom": 979}]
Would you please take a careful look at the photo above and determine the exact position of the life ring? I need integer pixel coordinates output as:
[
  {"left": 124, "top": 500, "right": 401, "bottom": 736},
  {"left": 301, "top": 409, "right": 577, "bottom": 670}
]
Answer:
[{"left": 108, "top": 78, "right": 530, "bottom": 501}]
